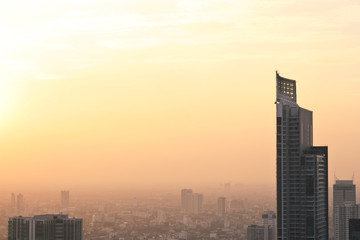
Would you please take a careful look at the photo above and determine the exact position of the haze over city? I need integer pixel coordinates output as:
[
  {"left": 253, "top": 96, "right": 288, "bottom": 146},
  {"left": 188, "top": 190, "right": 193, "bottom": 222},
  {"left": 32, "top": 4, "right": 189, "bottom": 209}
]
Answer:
[
  {"left": 1, "top": 0, "right": 359, "bottom": 192},
  {"left": 2, "top": 1, "right": 360, "bottom": 239}
]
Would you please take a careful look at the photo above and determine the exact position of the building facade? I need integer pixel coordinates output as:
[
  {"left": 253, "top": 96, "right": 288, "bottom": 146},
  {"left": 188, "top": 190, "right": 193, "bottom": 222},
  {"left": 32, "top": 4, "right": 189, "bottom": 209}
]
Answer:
[
  {"left": 17, "top": 194, "right": 24, "bottom": 212},
  {"left": 247, "top": 225, "right": 273, "bottom": 240},
  {"left": 180, "top": 189, "right": 203, "bottom": 215},
  {"left": 349, "top": 219, "right": 360, "bottom": 240},
  {"left": 333, "top": 180, "right": 356, "bottom": 207},
  {"left": 8, "top": 214, "right": 82, "bottom": 240},
  {"left": 61, "top": 190, "right": 70, "bottom": 209},
  {"left": 334, "top": 204, "right": 360, "bottom": 240},
  {"left": 263, "top": 211, "right": 276, "bottom": 240},
  {"left": 217, "top": 197, "right": 226, "bottom": 217},
  {"left": 333, "top": 179, "right": 356, "bottom": 238},
  {"left": 181, "top": 189, "right": 193, "bottom": 211},
  {"left": 275, "top": 72, "right": 328, "bottom": 239},
  {"left": 192, "top": 193, "right": 203, "bottom": 215}
]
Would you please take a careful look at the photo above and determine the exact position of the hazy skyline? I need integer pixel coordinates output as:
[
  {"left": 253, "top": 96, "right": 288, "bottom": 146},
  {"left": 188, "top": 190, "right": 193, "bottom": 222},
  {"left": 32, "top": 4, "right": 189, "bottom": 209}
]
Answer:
[{"left": 1, "top": 0, "right": 360, "bottom": 191}]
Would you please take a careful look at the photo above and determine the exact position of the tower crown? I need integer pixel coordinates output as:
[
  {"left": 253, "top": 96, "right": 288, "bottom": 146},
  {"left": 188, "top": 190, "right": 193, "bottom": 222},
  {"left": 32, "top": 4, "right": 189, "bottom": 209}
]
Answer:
[{"left": 276, "top": 71, "right": 297, "bottom": 105}]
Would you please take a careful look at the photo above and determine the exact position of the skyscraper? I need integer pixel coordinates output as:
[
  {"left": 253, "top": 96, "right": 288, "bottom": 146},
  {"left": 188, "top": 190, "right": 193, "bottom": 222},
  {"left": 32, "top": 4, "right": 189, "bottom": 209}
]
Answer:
[
  {"left": 181, "top": 189, "right": 193, "bottom": 211},
  {"left": 262, "top": 211, "right": 276, "bottom": 240},
  {"left": 334, "top": 179, "right": 356, "bottom": 239},
  {"left": 17, "top": 194, "right": 24, "bottom": 212},
  {"left": 61, "top": 190, "right": 70, "bottom": 208},
  {"left": 8, "top": 214, "right": 82, "bottom": 240},
  {"left": 11, "top": 193, "right": 15, "bottom": 209},
  {"left": 334, "top": 180, "right": 356, "bottom": 207},
  {"left": 217, "top": 197, "right": 226, "bottom": 217},
  {"left": 192, "top": 193, "right": 203, "bottom": 215},
  {"left": 180, "top": 189, "right": 203, "bottom": 215},
  {"left": 247, "top": 225, "right": 273, "bottom": 240},
  {"left": 334, "top": 204, "right": 360, "bottom": 240},
  {"left": 275, "top": 72, "right": 328, "bottom": 239}
]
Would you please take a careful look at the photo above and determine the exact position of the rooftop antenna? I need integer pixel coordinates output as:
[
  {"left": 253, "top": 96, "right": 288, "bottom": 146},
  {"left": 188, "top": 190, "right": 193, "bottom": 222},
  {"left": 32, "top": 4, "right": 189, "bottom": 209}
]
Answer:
[{"left": 352, "top": 172, "right": 355, "bottom": 182}]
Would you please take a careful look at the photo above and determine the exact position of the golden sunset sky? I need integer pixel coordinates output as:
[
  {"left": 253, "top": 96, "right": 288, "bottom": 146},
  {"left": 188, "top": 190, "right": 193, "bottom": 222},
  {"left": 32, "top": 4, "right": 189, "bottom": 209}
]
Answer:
[{"left": 1, "top": 0, "right": 359, "bottom": 191}]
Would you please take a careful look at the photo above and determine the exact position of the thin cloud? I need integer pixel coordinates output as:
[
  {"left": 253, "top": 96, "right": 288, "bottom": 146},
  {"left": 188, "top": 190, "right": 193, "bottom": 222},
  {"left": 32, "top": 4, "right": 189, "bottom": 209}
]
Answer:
[{"left": 36, "top": 73, "right": 69, "bottom": 80}]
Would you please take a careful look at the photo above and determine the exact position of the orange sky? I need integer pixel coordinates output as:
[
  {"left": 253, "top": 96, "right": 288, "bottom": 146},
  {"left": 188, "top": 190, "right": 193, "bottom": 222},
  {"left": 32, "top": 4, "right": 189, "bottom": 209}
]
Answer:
[{"left": 1, "top": 0, "right": 360, "bottom": 191}]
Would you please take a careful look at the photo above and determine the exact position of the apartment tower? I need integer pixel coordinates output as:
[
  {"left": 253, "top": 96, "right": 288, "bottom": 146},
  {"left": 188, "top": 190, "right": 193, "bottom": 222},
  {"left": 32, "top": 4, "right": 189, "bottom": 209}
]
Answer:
[{"left": 275, "top": 72, "right": 328, "bottom": 239}]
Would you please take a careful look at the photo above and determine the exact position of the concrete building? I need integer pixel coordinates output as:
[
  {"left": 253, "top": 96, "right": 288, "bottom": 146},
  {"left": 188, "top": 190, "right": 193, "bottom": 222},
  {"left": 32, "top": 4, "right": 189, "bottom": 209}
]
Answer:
[
  {"left": 17, "top": 194, "right": 24, "bottom": 212},
  {"left": 11, "top": 193, "right": 15, "bottom": 209},
  {"left": 192, "top": 193, "right": 203, "bottom": 215},
  {"left": 334, "top": 180, "right": 356, "bottom": 207},
  {"left": 275, "top": 72, "right": 328, "bottom": 239},
  {"left": 263, "top": 211, "right": 276, "bottom": 240},
  {"left": 334, "top": 204, "right": 360, "bottom": 240},
  {"left": 61, "top": 190, "right": 70, "bottom": 208},
  {"left": 247, "top": 225, "right": 272, "bottom": 240},
  {"left": 217, "top": 197, "right": 226, "bottom": 217},
  {"left": 333, "top": 179, "right": 356, "bottom": 238},
  {"left": 180, "top": 189, "right": 203, "bottom": 215},
  {"left": 8, "top": 214, "right": 82, "bottom": 240},
  {"left": 181, "top": 189, "right": 193, "bottom": 211}
]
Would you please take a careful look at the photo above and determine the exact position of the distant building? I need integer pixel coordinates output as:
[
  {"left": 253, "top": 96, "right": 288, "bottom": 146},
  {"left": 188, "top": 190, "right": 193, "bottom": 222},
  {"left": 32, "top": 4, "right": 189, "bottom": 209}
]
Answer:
[
  {"left": 247, "top": 225, "right": 272, "bottom": 240},
  {"left": 16, "top": 194, "right": 23, "bottom": 212},
  {"left": 8, "top": 214, "right": 82, "bottom": 240},
  {"left": 180, "top": 189, "right": 203, "bottom": 214},
  {"left": 192, "top": 193, "right": 203, "bottom": 215},
  {"left": 349, "top": 219, "right": 360, "bottom": 240},
  {"left": 262, "top": 211, "right": 276, "bottom": 240},
  {"left": 217, "top": 197, "right": 226, "bottom": 217},
  {"left": 335, "top": 204, "right": 360, "bottom": 240},
  {"left": 334, "top": 179, "right": 356, "bottom": 238},
  {"left": 11, "top": 193, "right": 15, "bottom": 209},
  {"left": 61, "top": 190, "right": 70, "bottom": 208},
  {"left": 181, "top": 189, "right": 192, "bottom": 211},
  {"left": 334, "top": 180, "right": 356, "bottom": 206},
  {"left": 275, "top": 72, "right": 328, "bottom": 239}
]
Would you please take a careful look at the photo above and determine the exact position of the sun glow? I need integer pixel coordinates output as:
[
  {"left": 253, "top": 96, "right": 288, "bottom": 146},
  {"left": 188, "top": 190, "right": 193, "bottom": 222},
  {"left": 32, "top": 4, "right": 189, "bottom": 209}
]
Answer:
[
  {"left": 0, "top": 79, "right": 12, "bottom": 119},
  {"left": 0, "top": 56, "right": 14, "bottom": 121}
]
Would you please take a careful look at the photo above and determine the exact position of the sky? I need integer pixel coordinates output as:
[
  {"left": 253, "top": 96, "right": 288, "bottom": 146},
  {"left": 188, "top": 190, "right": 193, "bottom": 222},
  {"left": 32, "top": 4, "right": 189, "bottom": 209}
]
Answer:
[{"left": 0, "top": 0, "right": 360, "bottom": 191}]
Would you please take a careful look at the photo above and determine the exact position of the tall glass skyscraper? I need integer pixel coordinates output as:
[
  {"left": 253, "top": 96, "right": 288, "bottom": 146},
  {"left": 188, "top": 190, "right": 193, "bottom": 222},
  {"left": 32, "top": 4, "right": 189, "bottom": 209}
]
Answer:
[{"left": 275, "top": 72, "right": 328, "bottom": 240}]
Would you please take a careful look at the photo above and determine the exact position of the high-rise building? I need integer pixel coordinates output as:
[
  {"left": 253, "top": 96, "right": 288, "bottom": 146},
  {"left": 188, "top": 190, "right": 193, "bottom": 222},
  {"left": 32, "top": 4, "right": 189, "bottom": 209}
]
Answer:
[
  {"left": 217, "top": 197, "right": 226, "bottom": 217},
  {"left": 275, "top": 72, "right": 328, "bottom": 239},
  {"left": 8, "top": 214, "right": 82, "bottom": 240},
  {"left": 247, "top": 225, "right": 273, "bottom": 240},
  {"left": 349, "top": 219, "right": 360, "bottom": 240},
  {"left": 11, "top": 193, "right": 16, "bottom": 209},
  {"left": 61, "top": 190, "right": 70, "bottom": 208},
  {"left": 181, "top": 189, "right": 193, "bottom": 211},
  {"left": 180, "top": 189, "right": 203, "bottom": 215},
  {"left": 192, "top": 193, "right": 203, "bottom": 215},
  {"left": 334, "top": 180, "right": 356, "bottom": 239},
  {"left": 17, "top": 194, "right": 24, "bottom": 212},
  {"left": 334, "top": 180, "right": 356, "bottom": 207},
  {"left": 262, "top": 211, "right": 276, "bottom": 240},
  {"left": 334, "top": 204, "right": 360, "bottom": 240}
]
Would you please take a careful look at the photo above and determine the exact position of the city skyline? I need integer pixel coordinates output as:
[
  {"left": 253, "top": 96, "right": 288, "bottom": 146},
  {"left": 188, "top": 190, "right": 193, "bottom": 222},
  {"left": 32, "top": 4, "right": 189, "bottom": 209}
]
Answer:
[{"left": 1, "top": 1, "right": 360, "bottom": 239}]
